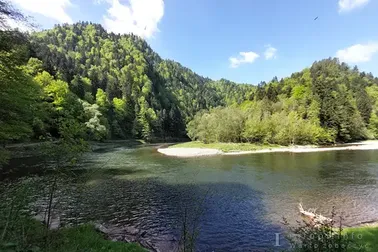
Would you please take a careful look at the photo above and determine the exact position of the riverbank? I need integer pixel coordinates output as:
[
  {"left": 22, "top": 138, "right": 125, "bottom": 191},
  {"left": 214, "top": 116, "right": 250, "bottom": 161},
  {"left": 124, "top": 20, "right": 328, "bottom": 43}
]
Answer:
[
  {"left": 0, "top": 219, "right": 145, "bottom": 252},
  {"left": 3, "top": 218, "right": 376, "bottom": 252},
  {"left": 344, "top": 226, "right": 378, "bottom": 252},
  {"left": 157, "top": 141, "right": 378, "bottom": 157}
]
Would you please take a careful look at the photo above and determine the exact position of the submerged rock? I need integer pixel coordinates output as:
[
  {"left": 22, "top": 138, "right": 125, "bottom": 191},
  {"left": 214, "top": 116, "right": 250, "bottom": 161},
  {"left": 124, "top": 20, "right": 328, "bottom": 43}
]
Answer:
[
  {"left": 94, "top": 223, "right": 178, "bottom": 252},
  {"left": 32, "top": 212, "right": 61, "bottom": 230}
]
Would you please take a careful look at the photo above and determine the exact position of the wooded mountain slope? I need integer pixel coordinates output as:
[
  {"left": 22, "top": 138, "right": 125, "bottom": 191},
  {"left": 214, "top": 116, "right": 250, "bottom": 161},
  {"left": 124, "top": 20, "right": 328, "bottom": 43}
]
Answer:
[{"left": 29, "top": 22, "right": 254, "bottom": 140}]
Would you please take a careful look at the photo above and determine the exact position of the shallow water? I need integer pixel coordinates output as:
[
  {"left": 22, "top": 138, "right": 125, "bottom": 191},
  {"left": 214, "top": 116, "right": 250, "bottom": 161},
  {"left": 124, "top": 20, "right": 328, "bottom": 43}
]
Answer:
[{"left": 4, "top": 143, "right": 378, "bottom": 251}]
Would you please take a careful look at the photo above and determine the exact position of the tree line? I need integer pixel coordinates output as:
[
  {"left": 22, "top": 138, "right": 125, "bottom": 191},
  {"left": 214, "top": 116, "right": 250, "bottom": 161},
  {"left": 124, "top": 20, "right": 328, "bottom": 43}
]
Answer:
[{"left": 188, "top": 60, "right": 378, "bottom": 145}]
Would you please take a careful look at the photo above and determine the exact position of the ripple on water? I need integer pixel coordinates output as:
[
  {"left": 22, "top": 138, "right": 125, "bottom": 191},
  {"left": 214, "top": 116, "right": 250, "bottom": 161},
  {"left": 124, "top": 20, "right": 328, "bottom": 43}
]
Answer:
[{"left": 6, "top": 145, "right": 378, "bottom": 251}]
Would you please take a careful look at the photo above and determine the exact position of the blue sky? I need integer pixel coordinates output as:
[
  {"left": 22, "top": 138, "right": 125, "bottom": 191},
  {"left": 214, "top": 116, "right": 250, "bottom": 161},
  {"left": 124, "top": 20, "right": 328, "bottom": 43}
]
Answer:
[{"left": 9, "top": 0, "right": 378, "bottom": 84}]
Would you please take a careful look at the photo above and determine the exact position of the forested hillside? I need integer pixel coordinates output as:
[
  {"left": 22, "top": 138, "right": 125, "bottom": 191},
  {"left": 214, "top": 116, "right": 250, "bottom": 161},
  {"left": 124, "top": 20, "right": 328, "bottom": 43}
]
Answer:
[
  {"left": 28, "top": 22, "right": 254, "bottom": 140},
  {"left": 188, "top": 60, "right": 378, "bottom": 145}
]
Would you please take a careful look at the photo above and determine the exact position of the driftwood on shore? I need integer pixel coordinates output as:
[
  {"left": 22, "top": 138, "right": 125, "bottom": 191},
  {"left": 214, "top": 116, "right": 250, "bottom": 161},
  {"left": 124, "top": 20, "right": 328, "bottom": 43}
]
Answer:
[{"left": 298, "top": 203, "right": 332, "bottom": 227}]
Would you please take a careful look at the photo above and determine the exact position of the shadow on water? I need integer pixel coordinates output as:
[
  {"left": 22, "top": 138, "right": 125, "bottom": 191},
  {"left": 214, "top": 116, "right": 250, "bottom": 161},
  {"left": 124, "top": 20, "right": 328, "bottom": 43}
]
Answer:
[
  {"left": 0, "top": 154, "right": 47, "bottom": 181},
  {"left": 61, "top": 177, "right": 286, "bottom": 251},
  {"left": 8, "top": 144, "right": 378, "bottom": 250},
  {"left": 90, "top": 140, "right": 156, "bottom": 154},
  {"left": 0, "top": 141, "right": 151, "bottom": 181},
  {"left": 71, "top": 167, "right": 147, "bottom": 177}
]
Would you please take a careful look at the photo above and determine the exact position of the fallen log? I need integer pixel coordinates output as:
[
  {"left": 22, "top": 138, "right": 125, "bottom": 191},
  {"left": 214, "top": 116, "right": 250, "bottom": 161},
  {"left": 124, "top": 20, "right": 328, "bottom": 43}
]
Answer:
[{"left": 298, "top": 203, "right": 332, "bottom": 227}]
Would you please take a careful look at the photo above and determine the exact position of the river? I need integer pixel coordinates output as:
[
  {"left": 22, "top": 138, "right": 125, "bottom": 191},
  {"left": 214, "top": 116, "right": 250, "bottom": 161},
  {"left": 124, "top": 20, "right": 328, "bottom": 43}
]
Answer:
[{"left": 3, "top": 142, "right": 378, "bottom": 251}]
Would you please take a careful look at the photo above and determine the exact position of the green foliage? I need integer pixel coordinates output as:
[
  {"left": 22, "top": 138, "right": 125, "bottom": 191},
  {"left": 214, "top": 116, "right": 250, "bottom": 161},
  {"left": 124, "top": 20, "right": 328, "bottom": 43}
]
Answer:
[
  {"left": 0, "top": 216, "right": 145, "bottom": 252},
  {"left": 283, "top": 214, "right": 378, "bottom": 252},
  {"left": 283, "top": 213, "right": 358, "bottom": 252},
  {"left": 46, "top": 225, "right": 146, "bottom": 252},
  {"left": 343, "top": 226, "right": 378, "bottom": 252},
  {"left": 0, "top": 63, "right": 40, "bottom": 143},
  {"left": 366, "top": 86, "right": 378, "bottom": 138},
  {"left": 82, "top": 101, "right": 108, "bottom": 141},
  {"left": 188, "top": 101, "right": 334, "bottom": 145},
  {"left": 187, "top": 107, "right": 244, "bottom": 143},
  {"left": 169, "top": 141, "right": 279, "bottom": 152},
  {"left": 71, "top": 75, "right": 91, "bottom": 99},
  {"left": 0, "top": 31, "right": 42, "bottom": 168},
  {"left": 96, "top": 88, "right": 109, "bottom": 108},
  {"left": 310, "top": 59, "right": 370, "bottom": 142},
  {"left": 23, "top": 58, "right": 43, "bottom": 76},
  {"left": 30, "top": 22, "right": 254, "bottom": 140},
  {"left": 188, "top": 58, "right": 378, "bottom": 145}
]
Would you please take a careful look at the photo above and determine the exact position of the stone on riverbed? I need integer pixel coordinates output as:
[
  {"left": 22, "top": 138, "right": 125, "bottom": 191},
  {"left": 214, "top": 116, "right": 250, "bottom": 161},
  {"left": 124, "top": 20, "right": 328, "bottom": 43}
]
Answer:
[
  {"left": 94, "top": 223, "right": 178, "bottom": 252},
  {"left": 32, "top": 212, "right": 61, "bottom": 230}
]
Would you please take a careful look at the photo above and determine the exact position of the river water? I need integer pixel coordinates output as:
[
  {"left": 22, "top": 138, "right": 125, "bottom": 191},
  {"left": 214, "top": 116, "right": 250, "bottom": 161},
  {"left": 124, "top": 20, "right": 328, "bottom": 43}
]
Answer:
[{"left": 4, "top": 142, "right": 378, "bottom": 251}]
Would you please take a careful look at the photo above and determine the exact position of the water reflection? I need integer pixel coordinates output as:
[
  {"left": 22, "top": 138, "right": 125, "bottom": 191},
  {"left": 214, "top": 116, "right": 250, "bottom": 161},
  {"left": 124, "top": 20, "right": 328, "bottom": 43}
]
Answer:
[
  {"left": 3, "top": 144, "right": 378, "bottom": 250},
  {"left": 63, "top": 177, "right": 284, "bottom": 251}
]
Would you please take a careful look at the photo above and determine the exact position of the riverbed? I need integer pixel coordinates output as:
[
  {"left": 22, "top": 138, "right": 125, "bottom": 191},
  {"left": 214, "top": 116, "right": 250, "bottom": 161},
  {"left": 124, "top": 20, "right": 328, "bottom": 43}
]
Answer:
[{"left": 4, "top": 142, "right": 378, "bottom": 251}]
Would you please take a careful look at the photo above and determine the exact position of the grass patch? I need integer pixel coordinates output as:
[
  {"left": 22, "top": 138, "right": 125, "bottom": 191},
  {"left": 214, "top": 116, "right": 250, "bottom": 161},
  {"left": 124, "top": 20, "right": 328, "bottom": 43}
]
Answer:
[
  {"left": 1, "top": 220, "right": 146, "bottom": 252},
  {"left": 47, "top": 224, "right": 146, "bottom": 252},
  {"left": 168, "top": 141, "right": 281, "bottom": 152},
  {"left": 343, "top": 226, "right": 378, "bottom": 252}
]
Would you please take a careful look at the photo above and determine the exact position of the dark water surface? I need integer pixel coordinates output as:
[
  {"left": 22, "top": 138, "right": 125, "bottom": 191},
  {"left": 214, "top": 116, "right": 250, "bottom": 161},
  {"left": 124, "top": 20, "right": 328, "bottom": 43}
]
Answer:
[{"left": 4, "top": 143, "right": 378, "bottom": 251}]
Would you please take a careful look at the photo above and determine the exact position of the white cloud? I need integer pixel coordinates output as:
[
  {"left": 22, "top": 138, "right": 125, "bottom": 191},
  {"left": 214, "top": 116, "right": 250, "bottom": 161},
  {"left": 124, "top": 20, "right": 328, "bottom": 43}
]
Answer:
[
  {"left": 103, "top": 0, "right": 164, "bottom": 38},
  {"left": 264, "top": 45, "right": 277, "bottom": 60},
  {"left": 93, "top": 0, "right": 106, "bottom": 4},
  {"left": 229, "top": 52, "right": 260, "bottom": 68},
  {"left": 336, "top": 42, "right": 378, "bottom": 63},
  {"left": 338, "top": 0, "right": 370, "bottom": 12},
  {"left": 4, "top": 18, "right": 35, "bottom": 32},
  {"left": 12, "top": 0, "right": 73, "bottom": 23}
]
